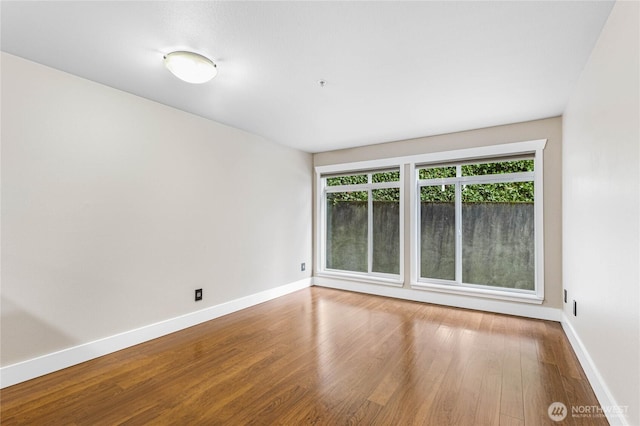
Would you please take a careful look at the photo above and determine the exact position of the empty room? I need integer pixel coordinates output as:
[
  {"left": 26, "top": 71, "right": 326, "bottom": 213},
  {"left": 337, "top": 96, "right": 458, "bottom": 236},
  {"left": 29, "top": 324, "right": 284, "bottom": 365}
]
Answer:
[{"left": 1, "top": 1, "right": 638, "bottom": 425}]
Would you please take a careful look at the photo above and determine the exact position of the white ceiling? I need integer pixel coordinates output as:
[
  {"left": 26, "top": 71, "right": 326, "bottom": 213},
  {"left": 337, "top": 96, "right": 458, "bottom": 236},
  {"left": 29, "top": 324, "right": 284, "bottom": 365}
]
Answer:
[{"left": 1, "top": 1, "right": 614, "bottom": 153}]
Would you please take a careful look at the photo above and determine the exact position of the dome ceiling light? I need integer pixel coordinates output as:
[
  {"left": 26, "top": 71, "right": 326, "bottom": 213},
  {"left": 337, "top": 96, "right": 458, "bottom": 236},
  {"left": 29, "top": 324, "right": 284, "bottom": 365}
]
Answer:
[{"left": 163, "top": 51, "right": 217, "bottom": 84}]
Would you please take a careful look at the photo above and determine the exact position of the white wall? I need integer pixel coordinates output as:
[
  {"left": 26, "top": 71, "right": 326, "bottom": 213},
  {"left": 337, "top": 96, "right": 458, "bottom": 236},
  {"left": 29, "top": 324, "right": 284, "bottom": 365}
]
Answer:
[
  {"left": 1, "top": 53, "right": 313, "bottom": 366},
  {"left": 562, "top": 1, "right": 639, "bottom": 425}
]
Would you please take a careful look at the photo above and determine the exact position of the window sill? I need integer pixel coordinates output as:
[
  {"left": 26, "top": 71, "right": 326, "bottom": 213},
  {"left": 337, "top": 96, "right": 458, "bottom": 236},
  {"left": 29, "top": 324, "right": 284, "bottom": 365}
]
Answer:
[
  {"left": 317, "top": 271, "right": 404, "bottom": 287},
  {"left": 411, "top": 281, "right": 543, "bottom": 304}
]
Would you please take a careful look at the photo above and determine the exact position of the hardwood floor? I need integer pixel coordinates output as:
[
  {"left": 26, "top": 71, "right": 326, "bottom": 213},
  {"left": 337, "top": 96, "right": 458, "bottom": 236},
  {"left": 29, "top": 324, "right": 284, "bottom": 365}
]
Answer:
[{"left": 1, "top": 287, "right": 607, "bottom": 425}]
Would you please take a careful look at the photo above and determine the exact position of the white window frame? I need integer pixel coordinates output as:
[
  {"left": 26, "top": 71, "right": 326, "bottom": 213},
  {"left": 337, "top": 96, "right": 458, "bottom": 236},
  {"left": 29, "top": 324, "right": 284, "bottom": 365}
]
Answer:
[
  {"left": 410, "top": 139, "right": 546, "bottom": 303},
  {"left": 316, "top": 161, "right": 404, "bottom": 286},
  {"left": 315, "top": 139, "right": 545, "bottom": 304}
]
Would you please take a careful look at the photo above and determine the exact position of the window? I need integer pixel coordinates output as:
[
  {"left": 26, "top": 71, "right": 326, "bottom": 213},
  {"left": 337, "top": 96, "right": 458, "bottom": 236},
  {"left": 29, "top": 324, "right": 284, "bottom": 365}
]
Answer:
[
  {"left": 319, "top": 168, "right": 403, "bottom": 284},
  {"left": 416, "top": 158, "right": 536, "bottom": 293},
  {"left": 316, "top": 139, "right": 545, "bottom": 302}
]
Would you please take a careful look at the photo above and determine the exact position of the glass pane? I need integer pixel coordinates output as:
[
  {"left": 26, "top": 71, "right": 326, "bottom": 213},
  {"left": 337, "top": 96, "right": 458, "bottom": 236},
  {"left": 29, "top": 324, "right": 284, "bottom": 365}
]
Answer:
[
  {"left": 462, "top": 159, "right": 534, "bottom": 176},
  {"left": 372, "top": 170, "right": 400, "bottom": 183},
  {"left": 326, "top": 191, "right": 368, "bottom": 272},
  {"left": 419, "top": 183, "right": 455, "bottom": 203},
  {"left": 462, "top": 182, "right": 534, "bottom": 289},
  {"left": 461, "top": 181, "right": 534, "bottom": 203},
  {"left": 420, "top": 185, "right": 455, "bottom": 280},
  {"left": 326, "top": 174, "right": 367, "bottom": 186},
  {"left": 418, "top": 166, "right": 456, "bottom": 180},
  {"left": 372, "top": 188, "right": 400, "bottom": 274}
]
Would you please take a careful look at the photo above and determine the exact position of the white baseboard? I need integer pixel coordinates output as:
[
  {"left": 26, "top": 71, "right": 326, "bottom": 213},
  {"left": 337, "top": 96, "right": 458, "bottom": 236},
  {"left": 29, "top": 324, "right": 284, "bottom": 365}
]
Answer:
[
  {"left": 561, "top": 314, "right": 629, "bottom": 426},
  {"left": 0, "top": 278, "right": 312, "bottom": 389},
  {"left": 313, "top": 276, "right": 562, "bottom": 321}
]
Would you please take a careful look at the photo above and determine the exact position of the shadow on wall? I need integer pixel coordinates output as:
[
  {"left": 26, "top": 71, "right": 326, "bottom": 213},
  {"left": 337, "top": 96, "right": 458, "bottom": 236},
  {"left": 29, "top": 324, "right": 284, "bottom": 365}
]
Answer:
[{"left": 1, "top": 296, "right": 77, "bottom": 366}]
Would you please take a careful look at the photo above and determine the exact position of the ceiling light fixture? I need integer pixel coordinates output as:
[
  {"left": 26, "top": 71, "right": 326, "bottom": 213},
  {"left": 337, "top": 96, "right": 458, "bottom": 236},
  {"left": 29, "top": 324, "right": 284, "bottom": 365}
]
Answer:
[{"left": 163, "top": 51, "right": 217, "bottom": 84}]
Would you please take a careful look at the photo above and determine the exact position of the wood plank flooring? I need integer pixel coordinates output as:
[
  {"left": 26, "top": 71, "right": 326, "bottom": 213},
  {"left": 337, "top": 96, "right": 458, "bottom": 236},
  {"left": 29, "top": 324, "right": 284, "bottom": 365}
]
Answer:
[{"left": 1, "top": 287, "right": 607, "bottom": 425}]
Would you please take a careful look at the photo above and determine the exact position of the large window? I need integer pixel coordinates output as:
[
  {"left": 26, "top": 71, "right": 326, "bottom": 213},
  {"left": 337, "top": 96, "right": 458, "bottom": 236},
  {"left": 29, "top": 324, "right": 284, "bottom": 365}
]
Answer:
[
  {"left": 417, "top": 158, "right": 536, "bottom": 292},
  {"left": 316, "top": 139, "right": 545, "bottom": 302},
  {"left": 319, "top": 168, "right": 403, "bottom": 284}
]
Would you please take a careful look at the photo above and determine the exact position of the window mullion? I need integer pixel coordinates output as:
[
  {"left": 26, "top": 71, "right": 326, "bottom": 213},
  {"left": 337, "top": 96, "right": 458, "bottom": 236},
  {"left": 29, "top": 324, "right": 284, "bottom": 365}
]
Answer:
[
  {"left": 325, "top": 183, "right": 370, "bottom": 193},
  {"left": 321, "top": 182, "right": 328, "bottom": 271},
  {"left": 370, "top": 181, "right": 401, "bottom": 190},
  {"left": 415, "top": 174, "right": 421, "bottom": 281},
  {"left": 417, "top": 176, "right": 459, "bottom": 186},
  {"left": 455, "top": 165, "right": 463, "bottom": 284},
  {"left": 458, "top": 172, "right": 534, "bottom": 185},
  {"left": 367, "top": 176, "right": 373, "bottom": 274}
]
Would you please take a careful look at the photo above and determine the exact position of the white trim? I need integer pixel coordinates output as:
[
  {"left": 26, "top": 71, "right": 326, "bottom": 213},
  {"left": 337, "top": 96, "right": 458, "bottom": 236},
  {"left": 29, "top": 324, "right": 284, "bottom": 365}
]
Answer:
[
  {"left": 317, "top": 270, "right": 403, "bottom": 287},
  {"left": 455, "top": 165, "right": 462, "bottom": 282},
  {"left": 0, "top": 278, "right": 312, "bottom": 389},
  {"left": 317, "top": 167, "right": 404, "bottom": 283},
  {"left": 410, "top": 162, "right": 419, "bottom": 286},
  {"left": 367, "top": 181, "right": 373, "bottom": 273},
  {"left": 314, "top": 139, "right": 547, "bottom": 175},
  {"left": 397, "top": 165, "right": 405, "bottom": 281},
  {"left": 315, "top": 139, "right": 548, "bottom": 308},
  {"left": 314, "top": 276, "right": 561, "bottom": 321},
  {"left": 561, "top": 314, "right": 630, "bottom": 426},
  {"left": 533, "top": 146, "right": 545, "bottom": 301},
  {"left": 413, "top": 144, "right": 545, "bottom": 300},
  {"left": 316, "top": 170, "right": 325, "bottom": 278},
  {"left": 410, "top": 281, "right": 543, "bottom": 304},
  {"left": 417, "top": 172, "right": 535, "bottom": 187},
  {"left": 325, "top": 180, "right": 400, "bottom": 193}
]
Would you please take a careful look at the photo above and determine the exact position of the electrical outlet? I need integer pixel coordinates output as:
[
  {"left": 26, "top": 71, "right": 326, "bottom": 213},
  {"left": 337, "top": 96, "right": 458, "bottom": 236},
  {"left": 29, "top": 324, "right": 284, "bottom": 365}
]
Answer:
[
  {"left": 573, "top": 300, "right": 577, "bottom": 316},
  {"left": 564, "top": 289, "right": 567, "bottom": 303},
  {"left": 195, "top": 289, "right": 203, "bottom": 301},
  {"left": 301, "top": 262, "right": 306, "bottom": 272}
]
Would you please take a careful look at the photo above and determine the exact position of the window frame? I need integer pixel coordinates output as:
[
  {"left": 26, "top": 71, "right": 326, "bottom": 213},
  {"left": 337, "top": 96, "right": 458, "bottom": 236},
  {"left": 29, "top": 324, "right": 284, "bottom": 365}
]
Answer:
[
  {"left": 416, "top": 160, "right": 536, "bottom": 292},
  {"left": 410, "top": 140, "right": 546, "bottom": 303},
  {"left": 316, "top": 164, "right": 404, "bottom": 286},
  {"left": 315, "top": 139, "right": 546, "bottom": 303}
]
